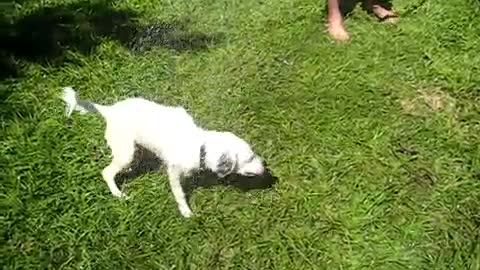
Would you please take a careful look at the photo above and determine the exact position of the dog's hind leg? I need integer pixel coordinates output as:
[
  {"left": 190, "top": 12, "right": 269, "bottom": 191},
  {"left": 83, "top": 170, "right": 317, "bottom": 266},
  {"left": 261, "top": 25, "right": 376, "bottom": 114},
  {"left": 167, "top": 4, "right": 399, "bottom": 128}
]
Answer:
[
  {"left": 167, "top": 165, "right": 193, "bottom": 218},
  {"left": 102, "top": 127, "right": 135, "bottom": 198}
]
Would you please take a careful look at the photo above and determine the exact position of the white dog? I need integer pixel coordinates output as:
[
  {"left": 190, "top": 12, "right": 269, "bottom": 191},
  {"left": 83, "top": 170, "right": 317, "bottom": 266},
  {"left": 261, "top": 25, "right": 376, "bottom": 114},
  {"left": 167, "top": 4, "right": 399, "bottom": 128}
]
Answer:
[{"left": 61, "top": 87, "right": 265, "bottom": 217}]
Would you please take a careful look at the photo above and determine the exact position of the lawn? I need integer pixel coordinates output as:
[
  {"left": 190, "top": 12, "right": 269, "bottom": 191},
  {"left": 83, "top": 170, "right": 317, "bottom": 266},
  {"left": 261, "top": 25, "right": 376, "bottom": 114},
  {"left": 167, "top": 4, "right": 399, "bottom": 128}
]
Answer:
[{"left": 1, "top": 0, "right": 479, "bottom": 269}]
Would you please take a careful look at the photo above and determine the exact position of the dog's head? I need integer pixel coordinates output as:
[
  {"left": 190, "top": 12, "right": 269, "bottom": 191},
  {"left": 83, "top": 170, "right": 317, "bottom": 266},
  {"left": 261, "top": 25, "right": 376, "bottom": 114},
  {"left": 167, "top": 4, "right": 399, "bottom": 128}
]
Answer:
[{"left": 204, "top": 131, "right": 265, "bottom": 178}]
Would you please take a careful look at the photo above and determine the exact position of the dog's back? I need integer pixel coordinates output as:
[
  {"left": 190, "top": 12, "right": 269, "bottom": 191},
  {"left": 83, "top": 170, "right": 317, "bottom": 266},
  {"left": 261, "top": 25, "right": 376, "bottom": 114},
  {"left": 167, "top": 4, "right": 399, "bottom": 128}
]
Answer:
[{"left": 107, "top": 98, "right": 204, "bottom": 166}]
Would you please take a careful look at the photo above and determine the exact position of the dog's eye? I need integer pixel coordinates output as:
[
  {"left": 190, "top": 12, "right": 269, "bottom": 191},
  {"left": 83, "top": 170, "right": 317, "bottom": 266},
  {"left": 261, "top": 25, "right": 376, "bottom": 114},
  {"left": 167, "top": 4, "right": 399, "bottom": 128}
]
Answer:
[{"left": 246, "top": 155, "right": 255, "bottom": 162}]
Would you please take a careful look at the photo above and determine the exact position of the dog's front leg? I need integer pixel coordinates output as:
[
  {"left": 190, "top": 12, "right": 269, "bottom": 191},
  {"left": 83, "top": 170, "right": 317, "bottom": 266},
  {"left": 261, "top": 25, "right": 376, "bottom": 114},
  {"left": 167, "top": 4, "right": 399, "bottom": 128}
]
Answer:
[{"left": 167, "top": 166, "right": 193, "bottom": 218}]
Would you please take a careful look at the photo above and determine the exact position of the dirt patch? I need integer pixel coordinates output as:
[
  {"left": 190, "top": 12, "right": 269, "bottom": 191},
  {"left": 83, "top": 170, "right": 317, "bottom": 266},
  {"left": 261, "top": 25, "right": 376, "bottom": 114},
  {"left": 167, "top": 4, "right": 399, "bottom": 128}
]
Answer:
[{"left": 401, "top": 88, "right": 456, "bottom": 116}]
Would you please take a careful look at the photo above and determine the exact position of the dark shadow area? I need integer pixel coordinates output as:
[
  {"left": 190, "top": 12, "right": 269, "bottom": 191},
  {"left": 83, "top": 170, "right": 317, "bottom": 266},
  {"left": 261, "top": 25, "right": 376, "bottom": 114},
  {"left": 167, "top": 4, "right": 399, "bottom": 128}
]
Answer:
[
  {"left": 184, "top": 164, "right": 278, "bottom": 198},
  {"left": 322, "top": 0, "right": 395, "bottom": 19},
  {"left": 115, "top": 145, "right": 163, "bottom": 186},
  {"left": 130, "top": 21, "right": 224, "bottom": 53},
  {"left": 0, "top": 87, "right": 23, "bottom": 122},
  {"left": 340, "top": 0, "right": 360, "bottom": 17},
  {"left": 0, "top": 0, "right": 223, "bottom": 123},
  {"left": 0, "top": 0, "right": 139, "bottom": 81},
  {"left": 0, "top": 0, "right": 223, "bottom": 82},
  {"left": 115, "top": 146, "right": 278, "bottom": 200}
]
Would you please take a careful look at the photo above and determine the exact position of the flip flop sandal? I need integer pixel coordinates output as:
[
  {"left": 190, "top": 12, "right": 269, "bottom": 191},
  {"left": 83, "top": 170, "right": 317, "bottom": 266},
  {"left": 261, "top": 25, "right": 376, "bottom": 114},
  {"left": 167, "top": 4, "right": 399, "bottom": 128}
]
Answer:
[{"left": 378, "top": 14, "right": 399, "bottom": 23}]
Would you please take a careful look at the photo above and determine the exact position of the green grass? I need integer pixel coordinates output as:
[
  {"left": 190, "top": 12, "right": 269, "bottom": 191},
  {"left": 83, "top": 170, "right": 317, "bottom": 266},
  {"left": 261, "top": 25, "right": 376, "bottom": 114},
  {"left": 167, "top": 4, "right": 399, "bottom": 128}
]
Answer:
[{"left": 2, "top": 0, "right": 480, "bottom": 269}]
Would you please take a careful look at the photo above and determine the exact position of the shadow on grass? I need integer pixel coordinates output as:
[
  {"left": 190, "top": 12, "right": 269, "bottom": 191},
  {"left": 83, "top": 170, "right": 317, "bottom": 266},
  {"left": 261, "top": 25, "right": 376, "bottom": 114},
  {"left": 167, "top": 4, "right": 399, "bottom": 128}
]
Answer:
[
  {"left": 116, "top": 145, "right": 278, "bottom": 199},
  {"left": 116, "top": 145, "right": 163, "bottom": 182},
  {"left": 0, "top": 0, "right": 223, "bottom": 81},
  {"left": 0, "top": 87, "right": 26, "bottom": 122},
  {"left": 0, "top": 0, "right": 223, "bottom": 122}
]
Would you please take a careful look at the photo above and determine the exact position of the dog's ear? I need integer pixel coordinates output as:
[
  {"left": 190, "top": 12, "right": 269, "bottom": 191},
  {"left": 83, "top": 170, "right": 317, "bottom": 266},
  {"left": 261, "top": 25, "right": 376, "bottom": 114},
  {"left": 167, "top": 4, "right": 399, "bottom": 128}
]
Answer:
[{"left": 216, "top": 152, "right": 236, "bottom": 178}]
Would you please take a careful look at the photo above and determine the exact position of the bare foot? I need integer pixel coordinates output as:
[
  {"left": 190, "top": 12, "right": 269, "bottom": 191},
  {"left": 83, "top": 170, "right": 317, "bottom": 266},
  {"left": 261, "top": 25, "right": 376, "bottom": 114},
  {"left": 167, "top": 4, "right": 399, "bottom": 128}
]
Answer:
[
  {"left": 369, "top": 2, "right": 399, "bottom": 23},
  {"left": 327, "top": 0, "right": 349, "bottom": 41},
  {"left": 328, "top": 20, "right": 349, "bottom": 41}
]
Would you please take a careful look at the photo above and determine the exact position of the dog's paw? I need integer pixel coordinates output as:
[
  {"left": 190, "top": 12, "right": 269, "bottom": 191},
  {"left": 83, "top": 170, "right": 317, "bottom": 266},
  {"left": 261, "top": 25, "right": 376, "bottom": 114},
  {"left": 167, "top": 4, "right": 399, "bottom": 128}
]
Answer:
[
  {"left": 180, "top": 206, "right": 194, "bottom": 218},
  {"left": 112, "top": 191, "right": 129, "bottom": 199}
]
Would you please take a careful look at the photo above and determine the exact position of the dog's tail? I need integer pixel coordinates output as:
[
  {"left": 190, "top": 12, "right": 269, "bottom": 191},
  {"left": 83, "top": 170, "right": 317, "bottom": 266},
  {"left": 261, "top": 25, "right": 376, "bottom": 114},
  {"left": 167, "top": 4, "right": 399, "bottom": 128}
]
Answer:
[{"left": 62, "top": 87, "right": 110, "bottom": 118}]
